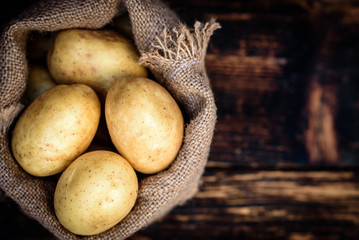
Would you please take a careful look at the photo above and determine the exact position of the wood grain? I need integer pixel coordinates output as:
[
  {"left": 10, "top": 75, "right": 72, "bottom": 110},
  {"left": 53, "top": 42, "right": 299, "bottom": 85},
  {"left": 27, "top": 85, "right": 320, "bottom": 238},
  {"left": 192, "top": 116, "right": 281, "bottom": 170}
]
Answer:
[
  {"left": 1, "top": 0, "right": 359, "bottom": 239},
  {"left": 165, "top": 0, "right": 359, "bottom": 166},
  {"left": 131, "top": 169, "right": 359, "bottom": 240}
]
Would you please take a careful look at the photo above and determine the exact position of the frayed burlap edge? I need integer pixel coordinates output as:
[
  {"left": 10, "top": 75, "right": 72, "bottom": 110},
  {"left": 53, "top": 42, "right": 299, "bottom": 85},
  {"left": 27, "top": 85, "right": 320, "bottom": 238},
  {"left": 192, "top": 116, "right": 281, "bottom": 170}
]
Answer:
[
  {"left": 140, "top": 19, "right": 221, "bottom": 117},
  {"left": 140, "top": 19, "right": 220, "bottom": 73}
]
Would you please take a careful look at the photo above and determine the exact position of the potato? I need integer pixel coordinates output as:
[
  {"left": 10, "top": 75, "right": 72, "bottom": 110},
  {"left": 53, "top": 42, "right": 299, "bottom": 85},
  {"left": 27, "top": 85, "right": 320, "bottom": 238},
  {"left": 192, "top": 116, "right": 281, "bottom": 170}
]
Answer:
[
  {"left": 47, "top": 28, "right": 147, "bottom": 100},
  {"left": 105, "top": 77, "right": 184, "bottom": 174},
  {"left": 25, "top": 65, "right": 56, "bottom": 103},
  {"left": 54, "top": 150, "right": 138, "bottom": 236},
  {"left": 11, "top": 84, "right": 101, "bottom": 177}
]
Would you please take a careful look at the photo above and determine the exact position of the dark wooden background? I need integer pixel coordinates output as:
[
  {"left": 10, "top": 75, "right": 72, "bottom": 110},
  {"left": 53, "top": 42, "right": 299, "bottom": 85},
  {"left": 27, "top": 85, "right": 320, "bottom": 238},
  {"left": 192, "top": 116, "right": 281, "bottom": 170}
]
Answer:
[{"left": 1, "top": 0, "right": 359, "bottom": 239}]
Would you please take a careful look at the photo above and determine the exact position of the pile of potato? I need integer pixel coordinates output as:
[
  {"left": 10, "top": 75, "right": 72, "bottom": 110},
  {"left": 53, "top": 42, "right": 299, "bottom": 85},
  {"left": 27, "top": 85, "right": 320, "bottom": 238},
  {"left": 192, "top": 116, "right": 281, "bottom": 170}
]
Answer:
[{"left": 11, "top": 18, "right": 184, "bottom": 236}]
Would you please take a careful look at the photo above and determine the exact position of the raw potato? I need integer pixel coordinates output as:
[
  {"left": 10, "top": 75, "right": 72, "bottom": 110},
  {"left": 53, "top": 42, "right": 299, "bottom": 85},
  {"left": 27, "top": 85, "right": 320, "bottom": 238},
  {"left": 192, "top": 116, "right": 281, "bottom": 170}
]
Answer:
[
  {"left": 26, "top": 65, "right": 56, "bottom": 103},
  {"left": 54, "top": 150, "right": 138, "bottom": 236},
  {"left": 47, "top": 28, "right": 147, "bottom": 100},
  {"left": 11, "top": 84, "right": 101, "bottom": 177},
  {"left": 105, "top": 77, "right": 184, "bottom": 174}
]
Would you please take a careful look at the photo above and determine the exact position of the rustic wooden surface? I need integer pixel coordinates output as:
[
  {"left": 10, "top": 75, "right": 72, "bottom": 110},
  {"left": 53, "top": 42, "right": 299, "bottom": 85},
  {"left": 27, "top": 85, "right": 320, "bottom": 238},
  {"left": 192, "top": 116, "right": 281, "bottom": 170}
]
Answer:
[{"left": 1, "top": 0, "right": 359, "bottom": 239}]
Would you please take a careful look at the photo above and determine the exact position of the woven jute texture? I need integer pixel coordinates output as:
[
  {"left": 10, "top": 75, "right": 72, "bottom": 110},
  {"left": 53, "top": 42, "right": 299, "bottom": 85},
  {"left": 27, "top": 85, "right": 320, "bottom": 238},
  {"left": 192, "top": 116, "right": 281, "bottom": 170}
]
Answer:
[{"left": 0, "top": 0, "right": 220, "bottom": 239}]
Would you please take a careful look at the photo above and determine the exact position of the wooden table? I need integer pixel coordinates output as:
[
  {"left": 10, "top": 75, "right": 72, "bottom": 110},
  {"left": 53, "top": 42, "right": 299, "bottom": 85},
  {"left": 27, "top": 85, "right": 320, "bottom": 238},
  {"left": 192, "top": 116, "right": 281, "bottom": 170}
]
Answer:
[{"left": 1, "top": 0, "right": 359, "bottom": 239}]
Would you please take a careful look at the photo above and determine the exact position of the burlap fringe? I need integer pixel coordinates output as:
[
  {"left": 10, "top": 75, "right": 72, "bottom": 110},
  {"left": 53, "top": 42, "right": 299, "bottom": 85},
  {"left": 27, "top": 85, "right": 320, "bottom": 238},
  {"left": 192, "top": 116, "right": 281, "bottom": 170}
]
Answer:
[
  {"left": 139, "top": 19, "right": 221, "bottom": 75},
  {"left": 0, "top": 103, "right": 24, "bottom": 135}
]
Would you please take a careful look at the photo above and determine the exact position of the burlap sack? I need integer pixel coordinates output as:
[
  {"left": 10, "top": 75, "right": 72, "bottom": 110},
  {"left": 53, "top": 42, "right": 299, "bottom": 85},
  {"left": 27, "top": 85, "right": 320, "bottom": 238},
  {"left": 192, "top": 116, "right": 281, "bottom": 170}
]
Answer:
[{"left": 0, "top": 0, "right": 220, "bottom": 239}]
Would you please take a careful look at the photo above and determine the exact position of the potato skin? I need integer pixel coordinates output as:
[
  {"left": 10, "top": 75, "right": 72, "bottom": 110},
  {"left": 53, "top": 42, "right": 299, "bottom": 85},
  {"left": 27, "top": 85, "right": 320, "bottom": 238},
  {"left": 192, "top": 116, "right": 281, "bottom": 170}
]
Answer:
[
  {"left": 11, "top": 84, "right": 101, "bottom": 177},
  {"left": 54, "top": 150, "right": 138, "bottom": 236},
  {"left": 26, "top": 65, "right": 56, "bottom": 103},
  {"left": 105, "top": 77, "right": 184, "bottom": 174},
  {"left": 47, "top": 28, "right": 147, "bottom": 100}
]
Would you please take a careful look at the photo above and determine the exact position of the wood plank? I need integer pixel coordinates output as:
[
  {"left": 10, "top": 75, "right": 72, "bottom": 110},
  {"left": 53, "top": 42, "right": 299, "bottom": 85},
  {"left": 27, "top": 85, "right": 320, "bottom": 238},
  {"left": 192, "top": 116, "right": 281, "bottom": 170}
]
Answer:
[
  {"left": 131, "top": 169, "right": 359, "bottom": 240},
  {"left": 192, "top": 0, "right": 359, "bottom": 167},
  {"left": 206, "top": 53, "right": 303, "bottom": 167}
]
